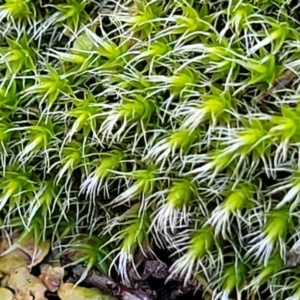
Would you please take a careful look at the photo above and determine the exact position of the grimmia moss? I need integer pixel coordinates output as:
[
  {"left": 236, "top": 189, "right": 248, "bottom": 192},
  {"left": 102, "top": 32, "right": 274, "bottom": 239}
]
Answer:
[{"left": 1, "top": 0, "right": 300, "bottom": 299}]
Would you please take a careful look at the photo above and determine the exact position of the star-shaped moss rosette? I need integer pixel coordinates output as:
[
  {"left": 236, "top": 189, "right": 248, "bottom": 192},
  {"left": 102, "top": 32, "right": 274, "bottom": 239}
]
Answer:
[{"left": 0, "top": 0, "right": 300, "bottom": 299}]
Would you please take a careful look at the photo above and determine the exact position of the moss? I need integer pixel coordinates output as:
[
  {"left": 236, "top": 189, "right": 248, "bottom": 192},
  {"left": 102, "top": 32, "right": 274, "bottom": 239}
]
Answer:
[{"left": 0, "top": 0, "right": 300, "bottom": 298}]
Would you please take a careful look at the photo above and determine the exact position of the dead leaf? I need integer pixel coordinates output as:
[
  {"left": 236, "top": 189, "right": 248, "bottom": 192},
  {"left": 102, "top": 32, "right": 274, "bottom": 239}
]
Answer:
[
  {"left": 0, "top": 232, "right": 50, "bottom": 268},
  {"left": 16, "top": 237, "right": 51, "bottom": 267},
  {"left": 2, "top": 266, "right": 47, "bottom": 300},
  {"left": 0, "top": 287, "right": 14, "bottom": 300},
  {"left": 39, "top": 264, "right": 65, "bottom": 292},
  {"left": 66, "top": 250, "right": 82, "bottom": 262},
  {"left": 58, "top": 282, "right": 117, "bottom": 300},
  {"left": 0, "top": 249, "right": 30, "bottom": 274}
]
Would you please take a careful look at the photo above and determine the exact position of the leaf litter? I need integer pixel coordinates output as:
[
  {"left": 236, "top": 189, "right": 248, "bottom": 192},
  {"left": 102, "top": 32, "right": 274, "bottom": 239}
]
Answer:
[{"left": 0, "top": 230, "right": 203, "bottom": 300}]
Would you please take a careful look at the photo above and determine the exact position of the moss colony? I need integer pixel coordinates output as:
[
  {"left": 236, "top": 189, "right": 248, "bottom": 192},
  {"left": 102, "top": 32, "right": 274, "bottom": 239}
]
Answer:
[{"left": 2, "top": 0, "right": 300, "bottom": 299}]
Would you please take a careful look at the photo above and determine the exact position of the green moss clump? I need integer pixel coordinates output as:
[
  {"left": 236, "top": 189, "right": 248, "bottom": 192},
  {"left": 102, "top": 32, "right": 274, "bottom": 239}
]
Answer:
[{"left": 1, "top": 0, "right": 300, "bottom": 298}]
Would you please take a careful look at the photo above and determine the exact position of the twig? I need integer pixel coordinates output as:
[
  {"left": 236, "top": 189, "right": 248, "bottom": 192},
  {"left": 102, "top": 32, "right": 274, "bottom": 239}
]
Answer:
[{"left": 71, "top": 264, "right": 156, "bottom": 300}]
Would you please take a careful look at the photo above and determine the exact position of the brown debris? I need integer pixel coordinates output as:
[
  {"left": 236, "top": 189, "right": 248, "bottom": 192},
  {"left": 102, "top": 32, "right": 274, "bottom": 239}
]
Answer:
[
  {"left": 71, "top": 264, "right": 156, "bottom": 300},
  {"left": 39, "top": 264, "right": 65, "bottom": 292},
  {"left": 254, "top": 68, "right": 297, "bottom": 103},
  {"left": 1, "top": 266, "right": 47, "bottom": 300},
  {"left": 58, "top": 282, "right": 117, "bottom": 300}
]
